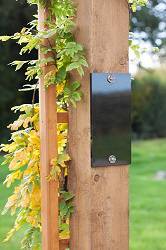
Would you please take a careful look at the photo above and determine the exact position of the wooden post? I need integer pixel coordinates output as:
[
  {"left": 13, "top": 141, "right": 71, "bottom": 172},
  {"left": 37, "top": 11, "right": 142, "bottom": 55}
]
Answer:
[
  {"left": 69, "top": 0, "right": 129, "bottom": 249},
  {"left": 38, "top": 6, "right": 59, "bottom": 250}
]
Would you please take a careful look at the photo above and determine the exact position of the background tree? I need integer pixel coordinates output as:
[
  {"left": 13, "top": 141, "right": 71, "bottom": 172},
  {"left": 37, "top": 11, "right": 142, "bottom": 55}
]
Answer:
[
  {"left": 0, "top": 0, "right": 35, "bottom": 141},
  {"left": 132, "top": 68, "right": 166, "bottom": 138},
  {"left": 131, "top": 0, "right": 166, "bottom": 52}
]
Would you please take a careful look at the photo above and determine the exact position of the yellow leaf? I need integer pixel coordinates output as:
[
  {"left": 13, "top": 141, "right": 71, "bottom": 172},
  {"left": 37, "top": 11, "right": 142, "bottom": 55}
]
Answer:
[
  {"left": 4, "top": 170, "right": 23, "bottom": 188},
  {"left": 8, "top": 119, "right": 24, "bottom": 131},
  {"left": 9, "top": 149, "right": 29, "bottom": 170},
  {"left": 30, "top": 186, "right": 41, "bottom": 209},
  {"left": 57, "top": 83, "right": 65, "bottom": 95},
  {"left": 23, "top": 117, "right": 32, "bottom": 128},
  {"left": 26, "top": 210, "right": 40, "bottom": 228},
  {"left": 20, "top": 191, "right": 30, "bottom": 208}
]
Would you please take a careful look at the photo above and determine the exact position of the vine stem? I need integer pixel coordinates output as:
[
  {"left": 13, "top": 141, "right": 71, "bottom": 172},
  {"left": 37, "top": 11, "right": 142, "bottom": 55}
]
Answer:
[{"left": 31, "top": 82, "right": 39, "bottom": 116}]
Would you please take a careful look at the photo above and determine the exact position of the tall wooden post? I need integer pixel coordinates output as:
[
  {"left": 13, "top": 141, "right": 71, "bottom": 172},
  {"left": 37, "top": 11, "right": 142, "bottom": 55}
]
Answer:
[
  {"left": 69, "top": 0, "right": 129, "bottom": 249},
  {"left": 38, "top": 6, "right": 59, "bottom": 250}
]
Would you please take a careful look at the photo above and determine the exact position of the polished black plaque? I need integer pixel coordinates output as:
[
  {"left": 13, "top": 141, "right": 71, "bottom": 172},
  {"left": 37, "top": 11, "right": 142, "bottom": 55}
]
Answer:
[{"left": 91, "top": 72, "right": 131, "bottom": 167}]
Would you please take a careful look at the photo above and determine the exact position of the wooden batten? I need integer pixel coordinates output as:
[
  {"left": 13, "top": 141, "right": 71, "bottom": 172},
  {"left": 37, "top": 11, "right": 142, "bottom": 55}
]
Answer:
[
  {"left": 57, "top": 112, "right": 69, "bottom": 123},
  {"left": 38, "top": 6, "right": 59, "bottom": 250},
  {"left": 60, "top": 240, "right": 69, "bottom": 250}
]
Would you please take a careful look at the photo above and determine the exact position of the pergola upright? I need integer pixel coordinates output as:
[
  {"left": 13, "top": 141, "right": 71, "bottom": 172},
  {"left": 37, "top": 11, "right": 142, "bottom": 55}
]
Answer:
[{"left": 39, "top": 0, "right": 129, "bottom": 249}]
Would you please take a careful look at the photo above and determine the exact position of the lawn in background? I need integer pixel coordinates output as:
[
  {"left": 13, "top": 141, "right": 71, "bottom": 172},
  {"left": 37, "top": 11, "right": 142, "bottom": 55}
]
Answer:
[
  {"left": 131, "top": 138, "right": 166, "bottom": 250},
  {"left": 0, "top": 157, "right": 23, "bottom": 250},
  {"left": 0, "top": 139, "right": 166, "bottom": 249}
]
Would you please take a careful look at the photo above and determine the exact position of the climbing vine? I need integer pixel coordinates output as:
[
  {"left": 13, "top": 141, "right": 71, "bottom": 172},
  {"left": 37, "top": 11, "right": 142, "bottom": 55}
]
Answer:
[
  {"left": 0, "top": 0, "right": 87, "bottom": 248},
  {"left": 0, "top": 0, "right": 148, "bottom": 249}
]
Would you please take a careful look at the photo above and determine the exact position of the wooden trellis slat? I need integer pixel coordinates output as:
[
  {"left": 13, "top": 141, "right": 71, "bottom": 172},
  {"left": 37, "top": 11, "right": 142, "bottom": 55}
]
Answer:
[
  {"left": 38, "top": 6, "right": 59, "bottom": 250},
  {"left": 57, "top": 112, "right": 69, "bottom": 123}
]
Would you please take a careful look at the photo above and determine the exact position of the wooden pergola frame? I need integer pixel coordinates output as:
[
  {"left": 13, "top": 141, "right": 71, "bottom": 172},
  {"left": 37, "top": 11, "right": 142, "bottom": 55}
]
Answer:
[{"left": 39, "top": 0, "right": 129, "bottom": 249}]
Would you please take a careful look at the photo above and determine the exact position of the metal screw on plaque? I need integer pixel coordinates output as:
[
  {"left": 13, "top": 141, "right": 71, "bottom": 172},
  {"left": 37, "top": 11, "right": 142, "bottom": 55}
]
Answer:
[
  {"left": 109, "top": 155, "right": 117, "bottom": 164},
  {"left": 107, "top": 74, "right": 115, "bottom": 84}
]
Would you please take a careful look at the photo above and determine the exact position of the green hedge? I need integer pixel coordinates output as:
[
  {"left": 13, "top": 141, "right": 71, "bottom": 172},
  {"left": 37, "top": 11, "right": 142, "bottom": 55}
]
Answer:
[{"left": 132, "top": 68, "right": 166, "bottom": 139}]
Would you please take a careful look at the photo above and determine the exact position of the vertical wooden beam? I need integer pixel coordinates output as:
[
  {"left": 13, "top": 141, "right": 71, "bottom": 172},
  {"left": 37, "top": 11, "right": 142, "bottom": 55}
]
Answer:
[
  {"left": 91, "top": 1, "right": 129, "bottom": 249},
  {"left": 68, "top": 0, "right": 92, "bottom": 248},
  {"left": 69, "top": 0, "right": 129, "bottom": 249},
  {"left": 38, "top": 6, "right": 59, "bottom": 250}
]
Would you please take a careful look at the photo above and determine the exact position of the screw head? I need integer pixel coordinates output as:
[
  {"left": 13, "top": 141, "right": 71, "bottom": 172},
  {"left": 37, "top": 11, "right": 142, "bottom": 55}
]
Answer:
[
  {"left": 107, "top": 74, "right": 113, "bottom": 83},
  {"left": 107, "top": 74, "right": 116, "bottom": 84},
  {"left": 109, "top": 155, "right": 116, "bottom": 164}
]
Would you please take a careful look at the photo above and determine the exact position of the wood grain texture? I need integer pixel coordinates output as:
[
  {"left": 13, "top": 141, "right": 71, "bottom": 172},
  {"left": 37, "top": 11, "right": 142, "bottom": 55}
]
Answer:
[
  {"left": 59, "top": 240, "right": 69, "bottom": 250},
  {"left": 91, "top": 1, "right": 129, "bottom": 249},
  {"left": 91, "top": 167, "right": 129, "bottom": 250},
  {"left": 69, "top": 0, "right": 129, "bottom": 249},
  {"left": 68, "top": 0, "right": 92, "bottom": 249},
  {"left": 57, "top": 112, "right": 69, "bottom": 123},
  {"left": 38, "top": 6, "right": 59, "bottom": 250}
]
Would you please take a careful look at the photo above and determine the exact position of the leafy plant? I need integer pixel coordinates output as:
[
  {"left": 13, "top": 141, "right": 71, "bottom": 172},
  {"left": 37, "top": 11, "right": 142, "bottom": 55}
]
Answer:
[
  {"left": 0, "top": 0, "right": 148, "bottom": 249},
  {"left": 0, "top": 0, "right": 86, "bottom": 248}
]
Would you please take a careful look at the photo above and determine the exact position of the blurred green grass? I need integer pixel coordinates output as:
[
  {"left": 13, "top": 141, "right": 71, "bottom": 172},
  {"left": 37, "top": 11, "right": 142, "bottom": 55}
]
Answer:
[
  {"left": 0, "top": 139, "right": 166, "bottom": 249},
  {"left": 130, "top": 138, "right": 166, "bottom": 250},
  {"left": 0, "top": 157, "right": 23, "bottom": 250}
]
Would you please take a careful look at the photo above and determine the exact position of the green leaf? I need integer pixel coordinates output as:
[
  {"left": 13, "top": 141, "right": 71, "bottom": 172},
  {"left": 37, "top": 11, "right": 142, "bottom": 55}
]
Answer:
[
  {"left": 37, "top": 28, "right": 56, "bottom": 39},
  {"left": 79, "top": 58, "right": 88, "bottom": 67},
  {"left": 77, "top": 66, "right": 84, "bottom": 77},
  {"left": 70, "top": 99, "right": 76, "bottom": 108},
  {"left": 0, "top": 35, "right": 11, "bottom": 41},
  {"left": 64, "top": 87, "right": 71, "bottom": 95},
  {"left": 71, "top": 81, "right": 81, "bottom": 91},
  {"left": 60, "top": 191, "right": 75, "bottom": 201},
  {"left": 59, "top": 223, "right": 69, "bottom": 231},
  {"left": 66, "top": 62, "right": 79, "bottom": 72},
  {"left": 9, "top": 61, "right": 29, "bottom": 71},
  {"left": 55, "top": 67, "right": 67, "bottom": 83},
  {"left": 71, "top": 92, "right": 82, "bottom": 102}
]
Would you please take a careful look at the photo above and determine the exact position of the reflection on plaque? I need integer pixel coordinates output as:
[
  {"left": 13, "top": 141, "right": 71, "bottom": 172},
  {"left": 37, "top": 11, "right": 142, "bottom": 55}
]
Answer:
[{"left": 91, "top": 73, "right": 131, "bottom": 167}]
